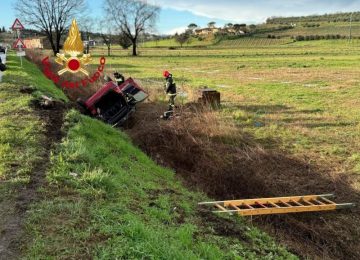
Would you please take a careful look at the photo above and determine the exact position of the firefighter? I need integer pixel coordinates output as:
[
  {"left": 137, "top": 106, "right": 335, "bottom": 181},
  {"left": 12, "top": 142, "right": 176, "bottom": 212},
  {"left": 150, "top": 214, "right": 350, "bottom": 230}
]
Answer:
[
  {"left": 114, "top": 71, "right": 125, "bottom": 86},
  {"left": 162, "top": 70, "right": 176, "bottom": 119}
]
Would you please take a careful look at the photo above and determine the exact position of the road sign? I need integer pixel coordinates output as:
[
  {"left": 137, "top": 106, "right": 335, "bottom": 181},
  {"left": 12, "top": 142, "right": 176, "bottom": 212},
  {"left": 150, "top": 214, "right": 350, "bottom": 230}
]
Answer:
[
  {"left": 11, "top": 18, "right": 24, "bottom": 30},
  {"left": 13, "top": 38, "right": 26, "bottom": 49},
  {"left": 16, "top": 51, "right": 26, "bottom": 57}
]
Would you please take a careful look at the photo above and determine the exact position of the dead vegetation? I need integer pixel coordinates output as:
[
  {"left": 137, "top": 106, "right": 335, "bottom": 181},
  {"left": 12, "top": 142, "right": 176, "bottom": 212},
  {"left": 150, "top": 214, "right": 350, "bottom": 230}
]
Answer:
[{"left": 127, "top": 100, "right": 360, "bottom": 259}]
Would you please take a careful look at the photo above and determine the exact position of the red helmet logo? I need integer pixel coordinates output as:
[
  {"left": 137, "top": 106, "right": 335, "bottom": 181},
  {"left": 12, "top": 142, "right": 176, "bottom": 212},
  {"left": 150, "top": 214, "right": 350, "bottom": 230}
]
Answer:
[{"left": 163, "top": 70, "right": 170, "bottom": 78}]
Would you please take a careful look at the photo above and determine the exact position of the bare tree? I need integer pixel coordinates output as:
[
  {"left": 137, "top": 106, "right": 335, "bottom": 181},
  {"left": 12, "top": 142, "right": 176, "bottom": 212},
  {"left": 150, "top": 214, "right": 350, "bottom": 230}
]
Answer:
[
  {"left": 80, "top": 17, "right": 95, "bottom": 54},
  {"left": 119, "top": 33, "right": 132, "bottom": 49},
  {"left": 15, "top": 0, "right": 85, "bottom": 55},
  {"left": 104, "top": 0, "right": 159, "bottom": 56},
  {"left": 174, "top": 32, "right": 190, "bottom": 48},
  {"left": 97, "top": 19, "right": 116, "bottom": 57},
  {"left": 101, "top": 34, "right": 112, "bottom": 57}
]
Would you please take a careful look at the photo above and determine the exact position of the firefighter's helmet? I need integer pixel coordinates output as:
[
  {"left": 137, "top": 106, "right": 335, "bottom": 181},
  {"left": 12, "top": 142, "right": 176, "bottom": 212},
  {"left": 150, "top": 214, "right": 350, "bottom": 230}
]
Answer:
[{"left": 163, "top": 70, "right": 170, "bottom": 78}]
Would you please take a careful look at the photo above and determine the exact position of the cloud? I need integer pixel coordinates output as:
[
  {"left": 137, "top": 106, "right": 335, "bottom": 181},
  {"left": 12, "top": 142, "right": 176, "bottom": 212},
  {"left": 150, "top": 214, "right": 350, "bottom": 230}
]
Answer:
[
  {"left": 155, "top": 0, "right": 360, "bottom": 24},
  {"left": 166, "top": 26, "right": 188, "bottom": 35}
]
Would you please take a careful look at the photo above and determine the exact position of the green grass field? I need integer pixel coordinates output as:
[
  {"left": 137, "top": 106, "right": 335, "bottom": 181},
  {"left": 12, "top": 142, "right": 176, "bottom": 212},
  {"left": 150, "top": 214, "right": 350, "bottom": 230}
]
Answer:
[
  {"left": 140, "top": 35, "right": 215, "bottom": 48},
  {"left": 93, "top": 39, "right": 360, "bottom": 185},
  {"left": 260, "top": 22, "right": 360, "bottom": 37},
  {"left": 83, "top": 39, "right": 360, "bottom": 258},
  {"left": 0, "top": 53, "right": 295, "bottom": 258},
  {"left": 139, "top": 20, "right": 360, "bottom": 49},
  {"left": 2, "top": 34, "right": 360, "bottom": 258}
]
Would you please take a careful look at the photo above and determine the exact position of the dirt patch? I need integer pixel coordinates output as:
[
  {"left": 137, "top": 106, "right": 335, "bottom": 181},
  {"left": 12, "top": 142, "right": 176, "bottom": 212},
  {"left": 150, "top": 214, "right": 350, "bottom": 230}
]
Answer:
[
  {"left": 197, "top": 208, "right": 249, "bottom": 241},
  {"left": 0, "top": 94, "right": 66, "bottom": 259},
  {"left": 126, "top": 102, "right": 360, "bottom": 260}
]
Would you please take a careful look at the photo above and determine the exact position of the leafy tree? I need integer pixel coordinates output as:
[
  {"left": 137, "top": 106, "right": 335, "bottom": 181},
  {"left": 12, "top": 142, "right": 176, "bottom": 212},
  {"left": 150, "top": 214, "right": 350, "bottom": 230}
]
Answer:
[
  {"left": 233, "top": 24, "right": 241, "bottom": 31},
  {"left": 187, "top": 23, "right": 198, "bottom": 34},
  {"left": 207, "top": 21, "right": 216, "bottom": 28},
  {"left": 104, "top": 0, "right": 159, "bottom": 56},
  {"left": 188, "top": 23, "right": 198, "bottom": 29},
  {"left": 249, "top": 24, "right": 256, "bottom": 31}
]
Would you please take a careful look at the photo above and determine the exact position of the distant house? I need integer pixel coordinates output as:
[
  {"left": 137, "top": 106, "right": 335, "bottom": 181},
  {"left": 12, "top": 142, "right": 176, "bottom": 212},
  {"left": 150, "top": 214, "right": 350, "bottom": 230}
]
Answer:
[
  {"left": 83, "top": 40, "right": 96, "bottom": 47},
  {"left": 194, "top": 27, "right": 220, "bottom": 36},
  {"left": 23, "top": 38, "right": 43, "bottom": 49}
]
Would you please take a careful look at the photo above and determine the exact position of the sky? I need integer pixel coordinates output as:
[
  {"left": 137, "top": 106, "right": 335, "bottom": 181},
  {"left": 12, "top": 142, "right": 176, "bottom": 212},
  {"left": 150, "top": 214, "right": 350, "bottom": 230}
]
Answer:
[{"left": 1, "top": 0, "right": 359, "bottom": 34}]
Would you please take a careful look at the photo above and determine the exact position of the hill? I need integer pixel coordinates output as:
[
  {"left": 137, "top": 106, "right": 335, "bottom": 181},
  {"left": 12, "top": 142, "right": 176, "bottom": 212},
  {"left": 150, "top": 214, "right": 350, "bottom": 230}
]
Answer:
[
  {"left": 266, "top": 11, "right": 360, "bottom": 24},
  {"left": 255, "top": 21, "right": 360, "bottom": 38}
]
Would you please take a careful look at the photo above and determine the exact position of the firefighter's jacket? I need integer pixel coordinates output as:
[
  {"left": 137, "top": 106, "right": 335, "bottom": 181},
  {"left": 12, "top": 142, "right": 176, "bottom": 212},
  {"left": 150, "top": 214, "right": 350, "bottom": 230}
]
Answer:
[{"left": 165, "top": 75, "right": 176, "bottom": 94}]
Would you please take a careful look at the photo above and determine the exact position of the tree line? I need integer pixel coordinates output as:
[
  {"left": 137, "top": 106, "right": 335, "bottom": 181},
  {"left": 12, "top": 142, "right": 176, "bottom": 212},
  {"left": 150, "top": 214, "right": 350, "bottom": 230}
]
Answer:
[
  {"left": 292, "top": 34, "right": 360, "bottom": 41},
  {"left": 267, "top": 12, "right": 360, "bottom": 24},
  {"left": 15, "top": 0, "right": 159, "bottom": 56}
]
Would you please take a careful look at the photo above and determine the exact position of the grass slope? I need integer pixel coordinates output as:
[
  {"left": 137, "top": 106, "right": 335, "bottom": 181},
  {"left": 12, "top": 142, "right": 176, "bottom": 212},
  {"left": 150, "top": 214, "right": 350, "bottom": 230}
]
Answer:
[
  {"left": 0, "top": 52, "right": 65, "bottom": 185},
  {"left": 0, "top": 52, "right": 67, "bottom": 257},
  {"left": 25, "top": 110, "right": 295, "bottom": 259}
]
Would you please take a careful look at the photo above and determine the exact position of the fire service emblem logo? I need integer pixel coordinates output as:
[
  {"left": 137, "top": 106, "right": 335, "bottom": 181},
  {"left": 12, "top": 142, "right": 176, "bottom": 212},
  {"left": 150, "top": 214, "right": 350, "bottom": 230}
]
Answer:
[
  {"left": 42, "top": 19, "right": 105, "bottom": 89},
  {"left": 55, "top": 19, "right": 92, "bottom": 76}
]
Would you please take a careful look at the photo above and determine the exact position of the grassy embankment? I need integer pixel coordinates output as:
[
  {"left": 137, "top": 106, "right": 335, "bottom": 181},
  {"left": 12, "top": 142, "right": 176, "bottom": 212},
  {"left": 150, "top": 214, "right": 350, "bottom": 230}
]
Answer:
[
  {"left": 0, "top": 53, "right": 66, "bottom": 186},
  {"left": 0, "top": 52, "right": 67, "bottom": 257},
  {"left": 0, "top": 54, "right": 294, "bottom": 257},
  {"left": 26, "top": 109, "right": 296, "bottom": 259}
]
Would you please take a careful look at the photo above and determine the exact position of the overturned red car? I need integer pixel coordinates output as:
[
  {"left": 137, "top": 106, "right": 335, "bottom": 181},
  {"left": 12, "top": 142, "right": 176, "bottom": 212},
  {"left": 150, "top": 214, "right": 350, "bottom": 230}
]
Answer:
[{"left": 78, "top": 77, "right": 148, "bottom": 127}]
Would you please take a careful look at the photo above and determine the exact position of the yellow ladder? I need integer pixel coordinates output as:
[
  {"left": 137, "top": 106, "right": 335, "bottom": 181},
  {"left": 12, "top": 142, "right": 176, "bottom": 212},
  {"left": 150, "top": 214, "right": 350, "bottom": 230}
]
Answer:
[{"left": 198, "top": 194, "right": 355, "bottom": 216}]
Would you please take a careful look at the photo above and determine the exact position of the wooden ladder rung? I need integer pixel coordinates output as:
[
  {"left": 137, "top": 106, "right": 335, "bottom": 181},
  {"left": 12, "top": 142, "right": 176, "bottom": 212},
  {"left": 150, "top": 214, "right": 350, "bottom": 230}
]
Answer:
[
  {"left": 243, "top": 203, "right": 254, "bottom": 209},
  {"left": 319, "top": 196, "right": 335, "bottom": 205},
  {"left": 268, "top": 201, "right": 280, "bottom": 208},
  {"left": 282, "top": 201, "right": 292, "bottom": 207},
  {"left": 290, "top": 200, "right": 303, "bottom": 206},
  {"left": 314, "top": 199, "right": 325, "bottom": 205},
  {"left": 255, "top": 201, "right": 267, "bottom": 208},
  {"left": 229, "top": 203, "right": 241, "bottom": 211},
  {"left": 215, "top": 203, "right": 227, "bottom": 211},
  {"left": 301, "top": 200, "right": 314, "bottom": 206}
]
